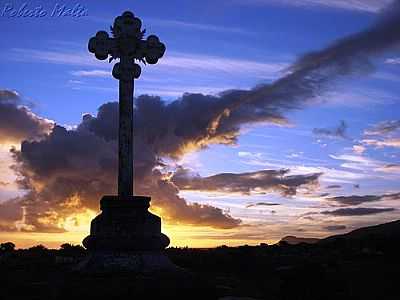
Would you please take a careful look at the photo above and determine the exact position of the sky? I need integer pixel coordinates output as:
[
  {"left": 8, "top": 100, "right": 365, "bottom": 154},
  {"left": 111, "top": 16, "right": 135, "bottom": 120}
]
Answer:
[{"left": 0, "top": 0, "right": 400, "bottom": 248}]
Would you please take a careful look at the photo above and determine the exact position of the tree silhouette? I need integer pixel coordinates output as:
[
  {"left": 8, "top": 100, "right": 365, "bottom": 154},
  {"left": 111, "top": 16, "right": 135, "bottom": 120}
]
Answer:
[{"left": 0, "top": 242, "right": 15, "bottom": 253}]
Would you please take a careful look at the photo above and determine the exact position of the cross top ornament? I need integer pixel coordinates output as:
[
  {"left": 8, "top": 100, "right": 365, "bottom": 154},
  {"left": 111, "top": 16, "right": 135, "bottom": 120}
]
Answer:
[
  {"left": 88, "top": 11, "right": 166, "bottom": 197},
  {"left": 88, "top": 11, "right": 166, "bottom": 81}
]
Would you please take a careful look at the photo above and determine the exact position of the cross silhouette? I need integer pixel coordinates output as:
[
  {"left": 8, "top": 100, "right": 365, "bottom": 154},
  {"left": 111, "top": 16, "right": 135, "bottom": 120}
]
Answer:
[{"left": 88, "top": 11, "right": 166, "bottom": 197}]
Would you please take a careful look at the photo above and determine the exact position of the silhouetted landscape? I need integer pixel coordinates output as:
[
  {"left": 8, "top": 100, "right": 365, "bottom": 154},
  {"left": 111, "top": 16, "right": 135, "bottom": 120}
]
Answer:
[
  {"left": 1, "top": 220, "right": 399, "bottom": 300},
  {"left": 2, "top": 2, "right": 400, "bottom": 300}
]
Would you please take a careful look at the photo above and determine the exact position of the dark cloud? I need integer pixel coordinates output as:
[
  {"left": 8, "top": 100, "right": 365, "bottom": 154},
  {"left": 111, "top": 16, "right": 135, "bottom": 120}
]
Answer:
[
  {"left": 172, "top": 168, "right": 321, "bottom": 196},
  {"left": 2, "top": 2, "right": 400, "bottom": 232},
  {"left": 0, "top": 198, "right": 23, "bottom": 223},
  {"left": 6, "top": 101, "right": 242, "bottom": 232},
  {"left": 313, "top": 120, "right": 348, "bottom": 139},
  {"left": 0, "top": 90, "right": 19, "bottom": 100},
  {"left": 208, "top": 0, "right": 400, "bottom": 130},
  {"left": 318, "top": 193, "right": 330, "bottom": 198},
  {"left": 327, "top": 192, "right": 400, "bottom": 206},
  {"left": 321, "top": 207, "right": 395, "bottom": 216},
  {"left": 324, "top": 225, "right": 347, "bottom": 231},
  {"left": 326, "top": 185, "right": 341, "bottom": 189},
  {"left": 0, "top": 181, "right": 9, "bottom": 187},
  {"left": 0, "top": 89, "right": 53, "bottom": 143},
  {"left": 364, "top": 120, "right": 400, "bottom": 136},
  {"left": 246, "top": 202, "right": 281, "bottom": 208}
]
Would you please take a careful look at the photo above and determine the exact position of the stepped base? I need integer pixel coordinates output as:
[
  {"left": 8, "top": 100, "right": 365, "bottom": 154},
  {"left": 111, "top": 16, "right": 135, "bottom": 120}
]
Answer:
[{"left": 82, "top": 195, "right": 175, "bottom": 272}]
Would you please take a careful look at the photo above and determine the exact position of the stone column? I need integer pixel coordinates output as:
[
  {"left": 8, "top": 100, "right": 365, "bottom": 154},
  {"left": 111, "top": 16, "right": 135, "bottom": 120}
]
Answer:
[{"left": 118, "top": 56, "right": 134, "bottom": 197}]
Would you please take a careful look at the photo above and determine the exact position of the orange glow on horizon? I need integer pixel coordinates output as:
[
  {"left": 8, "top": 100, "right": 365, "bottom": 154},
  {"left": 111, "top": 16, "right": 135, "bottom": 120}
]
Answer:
[{"left": 0, "top": 210, "right": 279, "bottom": 249}]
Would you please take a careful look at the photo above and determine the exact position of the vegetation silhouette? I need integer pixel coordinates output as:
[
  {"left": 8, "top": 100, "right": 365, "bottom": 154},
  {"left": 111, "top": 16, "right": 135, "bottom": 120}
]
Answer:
[{"left": 0, "top": 220, "right": 399, "bottom": 299}]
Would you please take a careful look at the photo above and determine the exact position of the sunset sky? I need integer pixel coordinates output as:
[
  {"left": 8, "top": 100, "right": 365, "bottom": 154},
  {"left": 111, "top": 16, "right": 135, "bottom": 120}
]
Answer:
[{"left": 1, "top": 0, "right": 400, "bottom": 248}]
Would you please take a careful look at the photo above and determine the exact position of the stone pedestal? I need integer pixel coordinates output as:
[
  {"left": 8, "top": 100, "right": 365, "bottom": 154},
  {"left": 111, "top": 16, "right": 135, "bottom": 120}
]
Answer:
[{"left": 82, "top": 195, "right": 176, "bottom": 272}]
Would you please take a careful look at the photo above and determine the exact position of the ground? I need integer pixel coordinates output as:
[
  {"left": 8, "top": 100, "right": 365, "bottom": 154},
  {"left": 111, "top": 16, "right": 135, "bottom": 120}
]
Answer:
[{"left": 1, "top": 228, "right": 399, "bottom": 300}]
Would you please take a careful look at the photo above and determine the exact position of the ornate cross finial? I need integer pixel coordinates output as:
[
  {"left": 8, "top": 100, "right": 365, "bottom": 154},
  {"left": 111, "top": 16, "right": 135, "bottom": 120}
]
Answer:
[
  {"left": 88, "top": 11, "right": 166, "bottom": 81},
  {"left": 87, "top": 11, "right": 166, "bottom": 197}
]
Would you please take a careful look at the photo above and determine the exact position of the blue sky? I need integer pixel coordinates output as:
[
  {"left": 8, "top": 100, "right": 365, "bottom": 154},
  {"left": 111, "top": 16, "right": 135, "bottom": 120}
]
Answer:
[{"left": 0, "top": 0, "right": 400, "bottom": 247}]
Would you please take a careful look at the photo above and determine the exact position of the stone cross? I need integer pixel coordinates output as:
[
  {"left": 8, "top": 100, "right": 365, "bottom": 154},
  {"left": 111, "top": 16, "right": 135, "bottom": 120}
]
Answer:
[{"left": 88, "top": 11, "right": 165, "bottom": 197}]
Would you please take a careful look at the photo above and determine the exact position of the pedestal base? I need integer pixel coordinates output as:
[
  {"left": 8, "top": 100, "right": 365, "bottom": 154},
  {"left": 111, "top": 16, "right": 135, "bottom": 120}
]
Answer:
[{"left": 82, "top": 195, "right": 175, "bottom": 272}]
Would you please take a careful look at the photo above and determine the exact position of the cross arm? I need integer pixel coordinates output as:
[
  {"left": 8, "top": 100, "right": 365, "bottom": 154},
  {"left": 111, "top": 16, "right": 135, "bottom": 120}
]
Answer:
[
  {"left": 88, "top": 31, "right": 118, "bottom": 61},
  {"left": 140, "top": 35, "right": 166, "bottom": 64}
]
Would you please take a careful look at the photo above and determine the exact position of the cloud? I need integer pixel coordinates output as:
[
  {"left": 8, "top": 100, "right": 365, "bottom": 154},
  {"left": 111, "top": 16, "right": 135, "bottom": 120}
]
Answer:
[
  {"left": 326, "top": 192, "right": 400, "bottom": 206},
  {"left": 246, "top": 202, "right": 281, "bottom": 208},
  {"left": 2, "top": 1, "right": 400, "bottom": 233},
  {"left": 329, "top": 153, "right": 398, "bottom": 174},
  {"left": 172, "top": 168, "right": 322, "bottom": 196},
  {"left": 324, "top": 225, "right": 347, "bottom": 231},
  {"left": 11, "top": 48, "right": 287, "bottom": 81},
  {"left": 202, "top": 0, "right": 400, "bottom": 131},
  {"left": 352, "top": 145, "right": 366, "bottom": 155},
  {"left": 4, "top": 100, "right": 246, "bottom": 232},
  {"left": 313, "top": 120, "right": 348, "bottom": 139},
  {"left": 0, "top": 90, "right": 53, "bottom": 144},
  {"left": 361, "top": 120, "right": 400, "bottom": 149},
  {"left": 235, "top": 0, "right": 394, "bottom": 13},
  {"left": 90, "top": 15, "right": 252, "bottom": 35},
  {"left": 376, "top": 164, "right": 400, "bottom": 173},
  {"left": 321, "top": 207, "right": 395, "bottom": 216},
  {"left": 2, "top": 95, "right": 321, "bottom": 232},
  {"left": 70, "top": 70, "right": 110, "bottom": 78},
  {"left": 364, "top": 120, "right": 400, "bottom": 135},
  {"left": 385, "top": 57, "right": 400, "bottom": 64},
  {"left": 326, "top": 185, "right": 341, "bottom": 189},
  {"left": 147, "top": 18, "right": 252, "bottom": 35},
  {"left": 362, "top": 138, "right": 400, "bottom": 148}
]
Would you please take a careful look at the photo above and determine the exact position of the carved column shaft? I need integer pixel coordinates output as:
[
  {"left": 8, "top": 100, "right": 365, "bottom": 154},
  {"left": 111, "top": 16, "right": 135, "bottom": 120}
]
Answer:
[{"left": 118, "top": 56, "right": 134, "bottom": 197}]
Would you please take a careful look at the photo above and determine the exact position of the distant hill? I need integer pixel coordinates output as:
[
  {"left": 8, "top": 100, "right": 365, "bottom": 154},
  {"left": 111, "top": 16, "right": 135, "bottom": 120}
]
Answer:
[
  {"left": 321, "top": 219, "right": 400, "bottom": 244},
  {"left": 279, "top": 220, "right": 400, "bottom": 246},
  {"left": 280, "top": 236, "right": 320, "bottom": 245}
]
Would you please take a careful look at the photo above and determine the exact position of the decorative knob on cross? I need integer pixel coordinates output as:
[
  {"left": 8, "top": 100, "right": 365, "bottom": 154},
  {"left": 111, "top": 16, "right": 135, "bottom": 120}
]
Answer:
[{"left": 88, "top": 11, "right": 166, "bottom": 197}]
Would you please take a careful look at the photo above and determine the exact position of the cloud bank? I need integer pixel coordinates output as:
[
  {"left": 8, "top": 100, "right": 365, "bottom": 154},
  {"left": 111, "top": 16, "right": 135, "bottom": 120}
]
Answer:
[
  {"left": 0, "top": 90, "right": 53, "bottom": 143},
  {"left": 1, "top": 2, "right": 400, "bottom": 233}
]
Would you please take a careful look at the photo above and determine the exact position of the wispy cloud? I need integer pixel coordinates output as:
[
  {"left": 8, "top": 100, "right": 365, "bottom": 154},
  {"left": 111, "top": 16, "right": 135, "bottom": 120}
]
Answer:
[
  {"left": 88, "top": 15, "right": 251, "bottom": 35},
  {"left": 362, "top": 138, "right": 400, "bottom": 148},
  {"left": 376, "top": 164, "right": 400, "bottom": 173},
  {"left": 385, "top": 57, "right": 400, "bottom": 64},
  {"left": 235, "top": 0, "right": 394, "bottom": 13},
  {"left": 147, "top": 18, "right": 252, "bottom": 35},
  {"left": 237, "top": 151, "right": 372, "bottom": 184},
  {"left": 364, "top": 120, "right": 400, "bottom": 136},
  {"left": 329, "top": 153, "right": 400, "bottom": 177},
  {"left": 330, "top": 154, "right": 380, "bottom": 169},
  {"left": 360, "top": 120, "right": 400, "bottom": 151},
  {"left": 315, "top": 89, "right": 398, "bottom": 108},
  {"left": 9, "top": 48, "right": 102, "bottom": 67},
  {"left": 159, "top": 52, "right": 287, "bottom": 78},
  {"left": 11, "top": 48, "right": 287, "bottom": 80},
  {"left": 70, "top": 70, "right": 109, "bottom": 77},
  {"left": 352, "top": 145, "right": 366, "bottom": 155}
]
